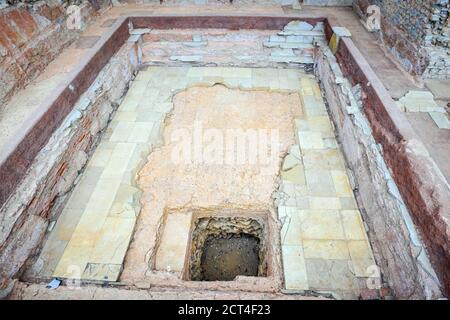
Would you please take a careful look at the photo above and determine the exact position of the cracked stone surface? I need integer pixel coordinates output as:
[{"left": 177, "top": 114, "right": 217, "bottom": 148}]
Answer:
[
  {"left": 23, "top": 66, "right": 376, "bottom": 299},
  {"left": 121, "top": 67, "right": 303, "bottom": 292}
]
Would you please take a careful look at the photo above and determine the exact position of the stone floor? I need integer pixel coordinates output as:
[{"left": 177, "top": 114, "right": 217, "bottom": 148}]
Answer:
[
  {"left": 27, "top": 66, "right": 376, "bottom": 299},
  {"left": 277, "top": 76, "right": 376, "bottom": 299}
]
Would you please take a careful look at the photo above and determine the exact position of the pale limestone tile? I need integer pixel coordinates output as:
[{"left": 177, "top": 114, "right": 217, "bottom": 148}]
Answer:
[
  {"left": 153, "top": 102, "right": 173, "bottom": 113},
  {"left": 203, "top": 67, "right": 225, "bottom": 77},
  {"left": 312, "top": 82, "right": 322, "bottom": 100},
  {"left": 131, "top": 77, "right": 150, "bottom": 89},
  {"left": 269, "top": 74, "right": 280, "bottom": 91},
  {"left": 302, "top": 95, "right": 328, "bottom": 116},
  {"left": 119, "top": 95, "right": 140, "bottom": 111},
  {"left": 340, "top": 197, "right": 358, "bottom": 210},
  {"left": 348, "top": 240, "right": 376, "bottom": 277},
  {"left": 120, "top": 170, "right": 135, "bottom": 185},
  {"left": 109, "top": 183, "right": 141, "bottom": 219},
  {"left": 101, "top": 156, "right": 133, "bottom": 179},
  {"left": 281, "top": 210, "right": 303, "bottom": 245},
  {"left": 307, "top": 116, "right": 334, "bottom": 138},
  {"left": 299, "top": 209, "right": 345, "bottom": 240},
  {"left": 282, "top": 245, "right": 309, "bottom": 290},
  {"left": 155, "top": 211, "right": 192, "bottom": 272},
  {"left": 53, "top": 245, "right": 90, "bottom": 279},
  {"left": 88, "top": 147, "right": 113, "bottom": 168},
  {"left": 295, "top": 196, "right": 310, "bottom": 209},
  {"left": 148, "top": 120, "right": 163, "bottom": 146},
  {"left": 127, "top": 143, "right": 151, "bottom": 171},
  {"left": 251, "top": 77, "right": 270, "bottom": 90},
  {"left": 110, "top": 142, "right": 137, "bottom": 159},
  {"left": 285, "top": 196, "right": 297, "bottom": 206},
  {"left": 282, "top": 154, "right": 302, "bottom": 171},
  {"left": 237, "top": 77, "right": 252, "bottom": 90},
  {"left": 187, "top": 67, "right": 207, "bottom": 78},
  {"left": 277, "top": 206, "right": 288, "bottom": 219},
  {"left": 171, "top": 78, "right": 189, "bottom": 90},
  {"left": 309, "top": 197, "right": 341, "bottom": 210},
  {"left": 109, "top": 121, "right": 134, "bottom": 142},
  {"left": 141, "top": 88, "right": 160, "bottom": 101},
  {"left": 134, "top": 70, "right": 155, "bottom": 83},
  {"left": 84, "top": 178, "right": 122, "bottom": 212},
  {"left": 429, "top": 112, "right": 450, "bottom": 129},
  {"left": 154, "top": 88, "right": 172, "bottom": 103},
  {"left": 305, "top": 170, "right": 336, "bottom": 197},
  {"left": 323, "top": 137, "right": 338, "bottom": 149},
  {"left": 281, "top": 165, "right": 306, "bottom": 185},
  {"left": 298, "top": 131, "right": 324, "bottom": 150},
  {"left": 136, "top": 110, "right": 164, "bottom": 123},
  {"left": 136, "top": 98, "right": 154, "bottom": 110},
  {"left": 341, "top": 210, "right": 367, "bottom": 241},
  {"left": 288, "top": 144, "right": 302, "bottom": 160},
  {"left": 53, "top": 208, "right": 85, "bottom": 242},
  {"left": 331, "top": 170, "right": 353, "bottom": 197},
  {"left": 33, "top": 238, "right": 69, "bottom": 278},
  {"left": 285, "top": 69, "right": 300, "bottom": 80},
  {"left": 251, "top": 69, "right": 272, "bottom": 90},
  {"left": 88, "top": 217, "right": 136, "bottom": 265},
  {"left": 303, "top": 240, "right": 350, "bottom": 260},
  {"left": 114, "top": 111, "right": 137, "bottom": 122},
  {"left": 279, "top": 72, "right": 300, "bottom": 91},
  {"left": 305, "top": 259, "right": 358, "bottom": 292},
  {"left": 67, "top": 210, "right": 107, "bottom": 248},
  {"left": 281, "top": 180, "right": 295, "bottom": 195},
  {"left": 295, "top": 118, "right": 309, "bottom": 132},
  {"left": 187, "top": 76, "right": 209, "bottom": 87},
  {"left": 223, "top": 67, "right": 251, "bottom": 78},
  {"left": 294, "top": 183, "right": 308, "bottom": 197},
  {"left": 82, "top": 263, "right": 122, "bottom": 282},
  {"left": 64, "top": 167, "right": 103, "bottom": 210},
  {"left": 127, "top": 122, "right": 154, "bottom": 143},
  {"left": 300, "top": 77, "right": 314, "bottom": 96},
  {"left": 302, "top": 149, "right": 346, "bottom": 171},
  {"left": 123, "top": 88, "right": 145, "bottom": 102}
]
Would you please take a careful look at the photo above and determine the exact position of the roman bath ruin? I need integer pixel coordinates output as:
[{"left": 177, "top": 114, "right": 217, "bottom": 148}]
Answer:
[{"left": 0, "top": 0, "right": 449, "bottom": 301}]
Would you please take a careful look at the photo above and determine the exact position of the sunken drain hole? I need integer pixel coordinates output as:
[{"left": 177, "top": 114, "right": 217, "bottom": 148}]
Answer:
[{"left": 188, "top": 217, "right": 268, "bottom": 281}]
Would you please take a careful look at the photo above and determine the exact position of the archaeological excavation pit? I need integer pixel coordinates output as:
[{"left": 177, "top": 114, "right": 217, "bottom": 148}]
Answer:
[
  {"left": 1, "top": 5, "right": 449, "bottom": 301},
  {"left": 188, "top": 217, "right": 268, "bottom": 282}
]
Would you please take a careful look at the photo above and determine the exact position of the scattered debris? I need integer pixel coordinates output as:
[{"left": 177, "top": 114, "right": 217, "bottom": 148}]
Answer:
[{"left": 46, "top": 278, "right": 61, "bottom": 290}]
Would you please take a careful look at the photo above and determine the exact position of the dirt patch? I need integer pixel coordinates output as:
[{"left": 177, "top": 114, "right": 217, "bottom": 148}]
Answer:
[{"left": 189, "top": 217, "right": 266, "bottom": 281}]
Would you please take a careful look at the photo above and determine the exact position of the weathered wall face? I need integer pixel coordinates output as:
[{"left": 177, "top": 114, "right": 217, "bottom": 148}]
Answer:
[
  {"left": 0, "top": 1, "right": 110, "bottom": 107},
  {"left": 0, "top": 41, "right": 138, "bottom": 286},
  {"left": 354, "top": 0, "right": 449, "bottom": 78},
  {"left": 316, "top": 44, "right": 443, "bottom": 299}
]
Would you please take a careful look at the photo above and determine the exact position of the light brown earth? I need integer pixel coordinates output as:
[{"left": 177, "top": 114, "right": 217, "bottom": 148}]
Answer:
[{"left": 121, "top": 84, "right": 302, "bottom": 291}]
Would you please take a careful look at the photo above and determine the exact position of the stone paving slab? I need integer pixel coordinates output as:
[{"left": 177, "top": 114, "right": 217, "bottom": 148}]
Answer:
[
  {"left": 277, "top": 75, "right": 377, "bottom": 299},
  {"left": 31, "top": 67, "right": 375, "bottom": 300}
]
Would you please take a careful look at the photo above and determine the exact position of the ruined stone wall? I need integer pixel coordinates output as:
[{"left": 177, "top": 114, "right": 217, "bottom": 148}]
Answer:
[
  {"left": 0, "top": 1, "right": 110, "bottom": 107},
  {"left": 354, "top": 0, "right": 449, "bottom": 78},
  {"left": 317, "top": 44, "right": 443, "bottom": 299},
  {"left": 0, "top": 41, "right": 139, "bottom": 287}
]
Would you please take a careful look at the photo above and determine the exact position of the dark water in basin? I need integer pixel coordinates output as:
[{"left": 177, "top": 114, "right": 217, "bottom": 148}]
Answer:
[{"left": 200, "top": 234, "right": 260, "bottom": 281}]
